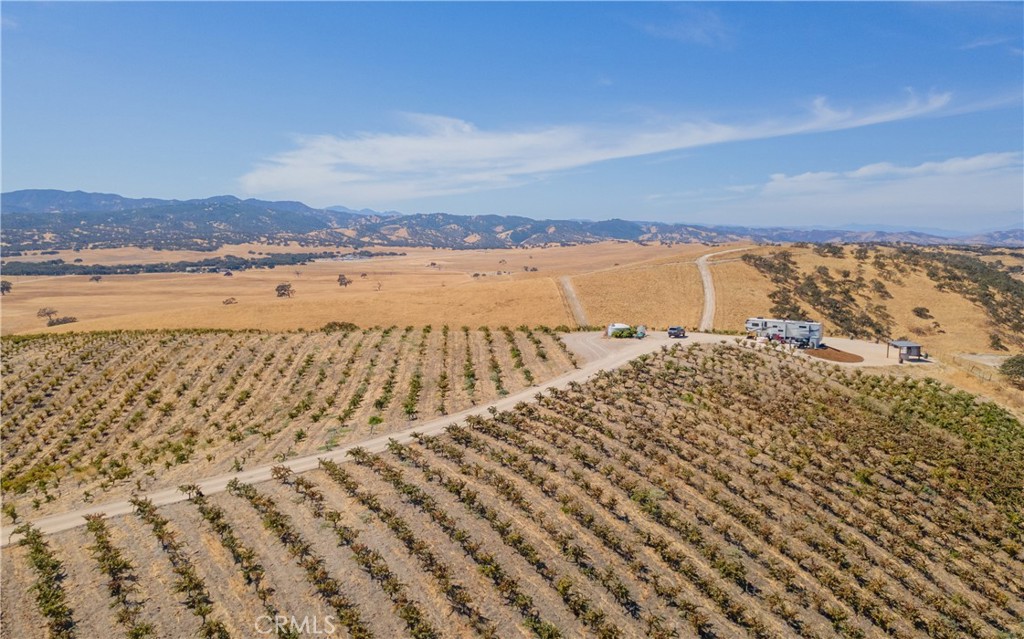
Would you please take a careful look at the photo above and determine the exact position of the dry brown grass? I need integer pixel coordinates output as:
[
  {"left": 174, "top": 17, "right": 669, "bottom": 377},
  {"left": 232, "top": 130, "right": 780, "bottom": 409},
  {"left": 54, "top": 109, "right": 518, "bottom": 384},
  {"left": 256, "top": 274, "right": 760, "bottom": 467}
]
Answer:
[
  {"left": 4, "top": 242, "right": 328, "bottom": 265},
  {"left": 793, "top": 250, "right": 997, "bottom": 355},
  {"left": 710, "top": 246, "right": 1006, "bottom": 356},
  {"left": 3, "top": 240, "right": 1016, "bottom": 365},
  {"left": 5, "top": 240, "right": 687, "bottom": 269},
  {"left": 7, "top": 272, "right": 573, "bottom": 333},
  {"left": 572, "top": 260, "right": 704, "bottom": 328},
  {"left": 0, "top": 242, "right": 724, "bottom": 335},
  {"left": 711, "top": 255, "right": 774, "bottom": 330}
]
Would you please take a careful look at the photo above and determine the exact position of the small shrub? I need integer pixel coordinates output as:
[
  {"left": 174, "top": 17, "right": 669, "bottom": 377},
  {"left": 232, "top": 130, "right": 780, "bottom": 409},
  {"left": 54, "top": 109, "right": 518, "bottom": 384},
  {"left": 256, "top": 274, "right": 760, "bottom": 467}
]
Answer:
[{"left": 322, "top": 321, "right": 359, "bottom": 333}]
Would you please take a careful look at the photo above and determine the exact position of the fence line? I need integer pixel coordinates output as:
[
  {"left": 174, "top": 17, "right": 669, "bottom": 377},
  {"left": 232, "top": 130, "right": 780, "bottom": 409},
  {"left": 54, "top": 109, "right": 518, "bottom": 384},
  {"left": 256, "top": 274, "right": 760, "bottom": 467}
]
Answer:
[{"left": 950, "top": 355, "right": 996, "bottom": 382}]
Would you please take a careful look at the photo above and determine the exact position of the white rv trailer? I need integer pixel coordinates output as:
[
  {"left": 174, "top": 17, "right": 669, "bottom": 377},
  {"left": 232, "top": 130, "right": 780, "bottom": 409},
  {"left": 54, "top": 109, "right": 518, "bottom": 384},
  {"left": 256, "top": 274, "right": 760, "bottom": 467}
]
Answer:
[{"left": 745, "top": 317, "right": 823, "bottom": 347}]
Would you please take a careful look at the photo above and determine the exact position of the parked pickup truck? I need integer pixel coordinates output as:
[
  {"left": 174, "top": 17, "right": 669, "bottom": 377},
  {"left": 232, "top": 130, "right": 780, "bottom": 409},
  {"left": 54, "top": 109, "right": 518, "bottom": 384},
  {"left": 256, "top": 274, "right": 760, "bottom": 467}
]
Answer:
[{"left": 668, "top": 326, "right": 687, "bottom": 338}]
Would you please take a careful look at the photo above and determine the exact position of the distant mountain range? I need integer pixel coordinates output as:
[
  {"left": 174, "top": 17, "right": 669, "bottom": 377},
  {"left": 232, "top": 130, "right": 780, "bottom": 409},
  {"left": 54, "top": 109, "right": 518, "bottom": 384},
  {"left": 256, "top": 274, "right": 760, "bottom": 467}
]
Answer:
[{"left": 2, "top": 189, "right": 1021, "bottom": 251}]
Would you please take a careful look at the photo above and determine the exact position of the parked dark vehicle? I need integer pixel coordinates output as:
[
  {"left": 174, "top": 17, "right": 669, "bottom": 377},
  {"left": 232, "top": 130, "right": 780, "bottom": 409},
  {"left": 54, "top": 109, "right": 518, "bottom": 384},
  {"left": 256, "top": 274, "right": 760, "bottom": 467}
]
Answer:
[{"left": 668, "top": 326, "right": 687, "bottom": 338}]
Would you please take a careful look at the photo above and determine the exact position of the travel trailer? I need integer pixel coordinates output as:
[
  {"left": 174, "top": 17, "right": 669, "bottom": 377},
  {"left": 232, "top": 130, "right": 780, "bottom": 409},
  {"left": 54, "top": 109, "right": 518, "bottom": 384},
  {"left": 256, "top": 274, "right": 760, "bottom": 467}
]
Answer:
[{"left": 745, "top": 317, "right": 823, "bottom": 348}]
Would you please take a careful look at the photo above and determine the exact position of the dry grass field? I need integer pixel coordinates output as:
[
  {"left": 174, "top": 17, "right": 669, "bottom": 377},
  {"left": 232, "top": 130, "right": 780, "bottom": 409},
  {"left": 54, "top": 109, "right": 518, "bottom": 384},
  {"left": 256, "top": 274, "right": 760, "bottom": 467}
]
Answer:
[
  {"left": 975, "top": 250, "right": 1024, "bottom": 281},
  {"left": 9, "top": 243, "right": 1016, "bottom": 356},
  {"left": 3, "top": 342, "right": 1021, "bottom": 638},
  {"left": 3, "top": 273, "right": 573, "bottom": 333},
  {"left": 572, "top": 260, "right": 704, "bottom": 329},
  {"left": 1, "top": 242, "right": 716, "bottom": 335},
  {"left": 706, "top": 244, "right": 1024, "bottom": 415},
  {"left": 712, "top": 256, "right": 776, "bottom": 330}
]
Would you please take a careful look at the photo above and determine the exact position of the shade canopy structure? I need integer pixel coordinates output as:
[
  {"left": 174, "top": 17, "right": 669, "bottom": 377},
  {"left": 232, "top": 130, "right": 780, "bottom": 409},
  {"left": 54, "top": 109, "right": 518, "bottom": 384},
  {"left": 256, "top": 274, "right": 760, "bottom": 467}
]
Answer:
[{"left": 887, "top": 340, "right": 923, "bottom": 361}]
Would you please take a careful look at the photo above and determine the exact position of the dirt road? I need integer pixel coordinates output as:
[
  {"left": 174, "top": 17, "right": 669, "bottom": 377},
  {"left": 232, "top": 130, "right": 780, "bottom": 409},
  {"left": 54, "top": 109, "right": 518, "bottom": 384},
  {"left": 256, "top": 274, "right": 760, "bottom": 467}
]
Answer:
[
  {"left": 697, "top": 247, "right": 751, "bottom": 331},
  {"left": 559, "top": 275, "right": 589, "bottom": 326}
]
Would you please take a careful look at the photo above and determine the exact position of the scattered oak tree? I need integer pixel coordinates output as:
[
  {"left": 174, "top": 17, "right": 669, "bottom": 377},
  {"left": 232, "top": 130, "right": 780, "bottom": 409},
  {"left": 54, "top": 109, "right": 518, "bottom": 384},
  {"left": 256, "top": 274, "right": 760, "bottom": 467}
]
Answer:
[
  {"left": 337, "top": 274, "right": 352, "bottom": 287},
  {"left": 275, "top": 283, "right": 294, "bottom": 298},
  {"left": 38, "top": 307, "right": 77, "bottom": 326},
  {"left": 0, "top": 280, "right": 11, "bottom": 295},
  {"left": 1000, "top": 354, "right": 1024, "bottom": 389}
]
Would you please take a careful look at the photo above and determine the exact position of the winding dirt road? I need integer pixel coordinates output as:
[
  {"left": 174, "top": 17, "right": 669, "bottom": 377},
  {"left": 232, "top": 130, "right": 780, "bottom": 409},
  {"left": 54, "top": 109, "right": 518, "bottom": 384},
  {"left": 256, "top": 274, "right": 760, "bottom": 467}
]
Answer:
[{"left": 696, "top": 247, "right": 751, "bottom": 331}]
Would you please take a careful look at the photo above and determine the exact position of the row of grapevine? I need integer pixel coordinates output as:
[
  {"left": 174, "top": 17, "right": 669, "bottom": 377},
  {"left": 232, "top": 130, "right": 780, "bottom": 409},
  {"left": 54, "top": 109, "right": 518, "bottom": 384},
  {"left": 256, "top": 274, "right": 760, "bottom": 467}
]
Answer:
[
  {"left": 329, "top": 452, "right": 564, "bottom": 638},
  {"left": 14, "top": 523, "right": 77, "bottom": 638},
  {"left": 317, "top": 458, "right": 498, "bottom": 636},
  {"left": 83, "top": 514, "right": 154, "bottom": 638},
  {"left": 129, "top": 497, "right": 231, "bottom": 638},
  {"left": 225, "top": 479, "right": 373, "bottom": 638},
  {"left": 271, "top": 466, "right": 439, "bottom": 638},
  {"left": 479, "top": 327, "right": 508, "bottom": 396},
  {"left": 500, "top": 325, "right": 534, "bottom": 384},
  {"left": 1, "top": 325, "right": 576, "bottom": 519},
  {"left": 368, "top": 442, "right": 624, "bottom": 637},
  {"left": 178, "top": 484, "right": 296, "bottom": 638}
]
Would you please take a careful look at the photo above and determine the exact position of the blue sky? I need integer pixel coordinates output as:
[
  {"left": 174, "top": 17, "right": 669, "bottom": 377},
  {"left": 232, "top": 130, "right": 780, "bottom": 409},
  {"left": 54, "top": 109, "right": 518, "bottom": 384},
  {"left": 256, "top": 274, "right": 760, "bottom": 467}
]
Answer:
[{"left": 2, "top": 2, "right": 1022, "bottom": 232}]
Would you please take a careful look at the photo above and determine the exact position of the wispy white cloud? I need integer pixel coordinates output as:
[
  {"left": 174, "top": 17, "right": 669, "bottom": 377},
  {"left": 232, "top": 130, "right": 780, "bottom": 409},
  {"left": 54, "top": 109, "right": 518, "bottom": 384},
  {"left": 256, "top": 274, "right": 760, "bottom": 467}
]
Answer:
[
  {"left": 684, "top": 152, "right": 1023, "bottom": 231},
  {"left": 240, "top": 92, "right": 955, "bottom": 205},
  {"left": 763, "top": 152, "right": 1022, "bottom": 194},
  {"left": 637, "top": 6, "right": 735, "bottom": 49},
  {"left": 958, "top": 35, "right": 1012, "bottom": 50}
]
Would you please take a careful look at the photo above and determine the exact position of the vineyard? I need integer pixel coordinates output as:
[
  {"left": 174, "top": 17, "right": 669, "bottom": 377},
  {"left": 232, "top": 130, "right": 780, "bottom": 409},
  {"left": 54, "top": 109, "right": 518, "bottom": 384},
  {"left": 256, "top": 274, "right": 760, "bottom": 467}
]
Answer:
[
  {"left": 0, "top": 326, "right": 577, "bottom": 519},
  {"left": 3, "top": 341, "right": 1021, "bottom": 638}
]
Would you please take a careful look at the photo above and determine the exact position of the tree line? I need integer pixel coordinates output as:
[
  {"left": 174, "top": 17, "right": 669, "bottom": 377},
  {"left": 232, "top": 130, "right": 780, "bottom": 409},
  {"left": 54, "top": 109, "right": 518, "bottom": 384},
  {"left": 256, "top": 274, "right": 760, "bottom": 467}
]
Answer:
[{"left": 0, "top": 250, "right": 406, "bottom": 276}]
